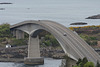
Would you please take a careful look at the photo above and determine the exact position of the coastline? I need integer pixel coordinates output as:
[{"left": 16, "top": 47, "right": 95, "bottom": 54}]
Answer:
[
  {"left": 0, "top": 46, "right": 65, "bottom": 62},
  {"left": 0, "top": 58, "right": 24, "bottom": 62}
]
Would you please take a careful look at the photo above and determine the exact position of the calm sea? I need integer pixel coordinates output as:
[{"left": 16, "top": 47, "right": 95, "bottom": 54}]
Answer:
[
  {"left": 0, "top": 58, "right": 61, "bottom": 67},
  {"left": 0, "top": 0, "right": 100, "bottom": 27}
]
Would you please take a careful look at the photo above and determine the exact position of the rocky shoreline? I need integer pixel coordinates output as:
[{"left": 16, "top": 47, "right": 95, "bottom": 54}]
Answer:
[
  {"left": 0, "top": 46, "right": 65, "bottom": 62},
  {"left": 0, "top": 58, "right": 24, "bottom": 62},
  {"left": 1, "top": 46, "right": 100, "bottom": 62}
]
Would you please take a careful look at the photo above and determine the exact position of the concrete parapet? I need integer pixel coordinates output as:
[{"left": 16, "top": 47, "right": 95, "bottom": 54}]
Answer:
[{"left": 24, "top": 57, "right": 44, "bottom": 65}]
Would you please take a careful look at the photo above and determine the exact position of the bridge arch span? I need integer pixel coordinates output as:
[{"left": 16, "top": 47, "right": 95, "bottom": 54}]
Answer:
[{"left": 10, "top": 20, "right": 100, "bottom": 64}]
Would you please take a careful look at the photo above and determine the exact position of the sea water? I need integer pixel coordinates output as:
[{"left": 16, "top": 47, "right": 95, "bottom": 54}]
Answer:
[
  {"left": 0, "top": 0, "right": 100, "bottom": 27},
  {"left": 0, "top": 58, "right": 61, "bottom": 67}
]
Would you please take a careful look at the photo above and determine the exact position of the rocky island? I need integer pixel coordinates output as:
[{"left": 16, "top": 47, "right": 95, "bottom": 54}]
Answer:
[
  {"left": 70, "top": 22, "right": 87, "bottom": 25},
  {"left": 86, "top": 14, "right": 100, "bottom": 19},
  {"left": 0, "top": 2, "right": 12, "bottom": 4},
  {"left": 0, "top": 8, "right": 5, "bottom": 10}
]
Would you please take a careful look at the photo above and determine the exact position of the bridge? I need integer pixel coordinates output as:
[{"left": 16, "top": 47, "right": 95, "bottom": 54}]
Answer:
[{"left": 10, "top": 20, "right": 100, "bottom": 65}]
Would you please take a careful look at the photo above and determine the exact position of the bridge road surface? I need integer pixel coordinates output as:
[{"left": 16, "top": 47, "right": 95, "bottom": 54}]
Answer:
[{"left": 39, "top": 20, "right": 100, "bottom": 64}]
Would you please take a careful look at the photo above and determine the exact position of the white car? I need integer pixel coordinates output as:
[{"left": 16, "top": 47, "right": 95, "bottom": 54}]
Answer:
[{"left": 63, "top": 33, "right": 67, "bottom": 36}]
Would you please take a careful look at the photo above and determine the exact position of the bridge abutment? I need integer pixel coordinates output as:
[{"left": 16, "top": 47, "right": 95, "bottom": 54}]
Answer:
[{"left": 24, "top": 35, "right": 44, "bottom": 65}]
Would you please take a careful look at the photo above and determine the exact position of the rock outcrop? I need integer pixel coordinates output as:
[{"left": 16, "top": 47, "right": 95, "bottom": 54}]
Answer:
[
  {"left": 0, "top": 8, "right": 5, "bottom": 10},
  {"left": 70, "top": 22, "right": 87, "bottom": 25},
  {"left": 0, "top": 2, "right": 12, "bottom": 4},
  {"left": 0, "top": 46, "right": 65, "bottom": 59},
  {"left": 86, "top": 14, "right": 100, "bottom": 19}
]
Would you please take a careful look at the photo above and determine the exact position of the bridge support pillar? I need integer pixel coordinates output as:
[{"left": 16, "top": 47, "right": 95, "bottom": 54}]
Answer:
[
  {"left": 12, "top": 29, "right": 16, "bottom": 37},
  {"left": 24, "top": 35, "right": 44, "bottom": 65},
  {"left": 16, "top": 30, "right": 24, "bottom": 39}
]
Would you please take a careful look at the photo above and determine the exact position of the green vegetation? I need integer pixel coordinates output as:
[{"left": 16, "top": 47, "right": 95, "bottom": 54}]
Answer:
[
  {"left": 69, "top": 25, "right": 100, "bottom": 46},
  {"left": 73, "top": 57, "right": 89, "bottom": 67},
  {"left": 0, "top": 23, "right": 60, "bottom": 47},
  {"left": 69, "top": 25, "right": 100, "bottom": 31},
  {"left": 0, "top": 23, "right": 11, "bottom": 37},
  {"left": 79, "top": 34, "right": 97, "bottom": 46},
  {"left": 63, "top": 56, "right": 97, "bottom": 67},
  {"left": 0, "top": 23, "right": 100, "bottom": 47},
  {"left": 84, "top": 62, "right": 95, "bottom": 67},
  {"left": 0, "top": 23, "right": 28, "bottom": 47},
  {"left": 72, "top": 57, "right": 100, "bottom": 67},
  {"left": 40, "top": 34, "right": 60, "bottom": 47},
  {"left": 9, "top": 38, "right": 28, "bottom": 46}
]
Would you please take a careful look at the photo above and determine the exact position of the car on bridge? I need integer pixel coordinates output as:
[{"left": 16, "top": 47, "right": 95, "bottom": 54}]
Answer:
[{"left": 63, "top": 33, "right": 67, "bottom": 36}]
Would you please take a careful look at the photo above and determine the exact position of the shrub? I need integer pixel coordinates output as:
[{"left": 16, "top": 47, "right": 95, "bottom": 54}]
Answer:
[
  {"left": 0, "top": 23, "right": 11, "bottom": 37},
  {"left": 10, "top": 39, "right": 27, "bottom": 46},
  {"left": 41, "top": 34, "right": 60, "bottom": 47},
  {"left": 84, "top": 62, "right": 95, "bottom": 67},
  {"left": 76, "top": 58, "right": 82, "bottom": 65}
]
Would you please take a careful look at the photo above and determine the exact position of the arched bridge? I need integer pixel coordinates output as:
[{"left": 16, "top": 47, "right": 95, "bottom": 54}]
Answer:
[{"left": 10, "top": 20, "right": 100, "bottom": 64}]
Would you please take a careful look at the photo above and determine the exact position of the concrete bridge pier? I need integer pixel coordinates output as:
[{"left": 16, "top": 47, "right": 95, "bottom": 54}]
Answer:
[
  {"left": 24, "top": 35, "right": 44, "bottom": 65},
  {"left": 12, "top": 29, "right": 16, "bottom": 37},
  {"left": 16, "top": 30, "right": 24, "bottom": 39}
]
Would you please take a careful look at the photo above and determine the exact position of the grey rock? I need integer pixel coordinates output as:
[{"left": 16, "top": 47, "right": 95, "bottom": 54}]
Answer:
[{"left": 86, "top": 14, "right": 100, "bottom": 19}]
